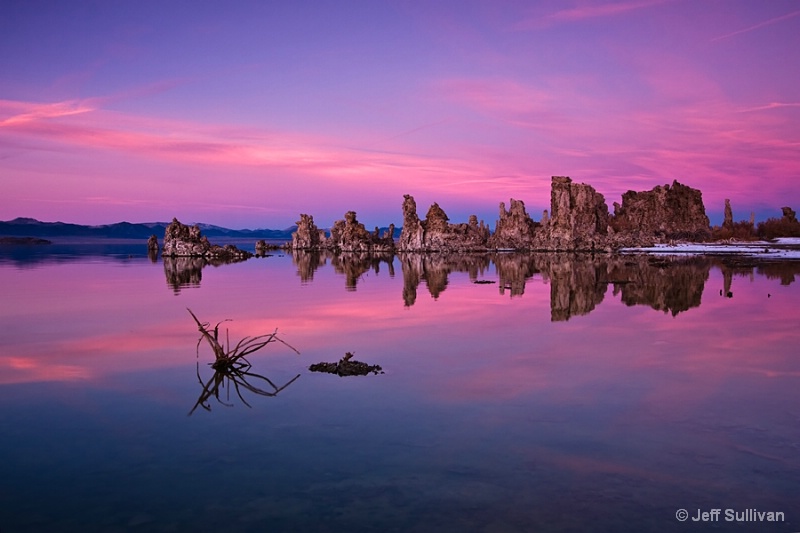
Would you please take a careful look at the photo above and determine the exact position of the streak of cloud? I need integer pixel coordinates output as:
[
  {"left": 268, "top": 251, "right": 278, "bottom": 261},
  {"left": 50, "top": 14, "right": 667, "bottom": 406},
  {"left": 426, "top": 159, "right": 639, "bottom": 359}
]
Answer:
[
  {"left": 711, "top": 9, "right": 800, "bottom": 42},
  {"left": 737, "top": 102, "right": 800, "bottom": 113},
  {"left": 514, "top": 0, "right": 670, "bottom": 30},
  {"left": 0, "top": 97, "right": 499, "bottom": 202},
  {"left": 0, "top": 99, "right": 96, "bottom": 126}
]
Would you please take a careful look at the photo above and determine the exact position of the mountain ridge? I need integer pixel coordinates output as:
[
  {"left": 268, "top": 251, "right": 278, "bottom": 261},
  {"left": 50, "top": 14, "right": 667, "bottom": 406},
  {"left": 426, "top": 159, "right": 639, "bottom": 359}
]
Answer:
[{"left": 0, "top": 217, "right": 296, "bottom": 240}]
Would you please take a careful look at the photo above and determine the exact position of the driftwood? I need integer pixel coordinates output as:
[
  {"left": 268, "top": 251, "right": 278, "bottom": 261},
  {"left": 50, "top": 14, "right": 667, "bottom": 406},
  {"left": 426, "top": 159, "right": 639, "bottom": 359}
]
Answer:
[
  {"left": 187, "top": 308, "right": 300, "bottom": 414},
  {"left": 309, "top": 352, "right": 384, "bottom": 376}
]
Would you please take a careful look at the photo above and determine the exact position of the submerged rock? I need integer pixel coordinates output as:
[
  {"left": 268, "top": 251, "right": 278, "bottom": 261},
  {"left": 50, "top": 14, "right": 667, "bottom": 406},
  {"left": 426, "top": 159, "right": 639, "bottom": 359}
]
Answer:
[
  {"left": 309, "top": 352, "right": 383, "bottom": 376},
  {"left": 255, "top": 239, "right": 280, "bottom": 256}
]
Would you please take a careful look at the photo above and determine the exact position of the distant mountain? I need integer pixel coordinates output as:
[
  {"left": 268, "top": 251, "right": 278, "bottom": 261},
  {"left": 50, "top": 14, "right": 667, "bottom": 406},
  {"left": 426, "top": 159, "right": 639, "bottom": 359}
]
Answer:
[{"left": 0, "top": 217, "right": 295, "bottom": 240}]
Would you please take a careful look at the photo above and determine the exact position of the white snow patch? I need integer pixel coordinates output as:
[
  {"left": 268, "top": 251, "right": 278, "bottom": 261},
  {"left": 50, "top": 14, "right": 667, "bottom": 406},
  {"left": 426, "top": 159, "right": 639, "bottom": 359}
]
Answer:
[
  {"left": 772, "top": 237, "right": 800, "bottom": 246},
  {"left": 620, "top": 241, "right": 800, "bottom": 259}
]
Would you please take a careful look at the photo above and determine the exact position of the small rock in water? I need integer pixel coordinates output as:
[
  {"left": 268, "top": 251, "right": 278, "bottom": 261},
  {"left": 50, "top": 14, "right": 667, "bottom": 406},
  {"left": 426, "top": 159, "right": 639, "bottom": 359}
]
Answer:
[{"left": 309, "top": 352, "right": 383, "bottom": 376}]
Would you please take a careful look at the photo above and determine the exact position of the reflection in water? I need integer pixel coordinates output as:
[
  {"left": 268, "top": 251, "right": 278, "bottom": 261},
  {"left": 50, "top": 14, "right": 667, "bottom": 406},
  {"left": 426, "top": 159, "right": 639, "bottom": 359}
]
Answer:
[
  {"left": 190, "top": 360, "right": 300, "bottom": 414},
  {"left": 292, "top": 249, "right": 329, "bottom": 282},
  {"left": 400, "top": 254, "right": 421, "bottom": 306},
  {"left": 398, "top": 253, "right": 491, "bottom": 306},
  {"left": 758, "top": 262, "right": 798, "bottom": 285},
  {"left": 166, "top": 249, "right": 800, "bottom": 319},
  {"left": 543, "top": 254, "right": 609, "bottom": 321},
  {"left": 292, "top": 250, "right": 397, "bottom": 289},
  {"left": 164, "top": 256, "right": 205, "bottom": 293},
  {"left": 332, "top": 252, "right": 395, "bottom": 291},
  {"left": 164, "top": 256, "right": 253, "bottom": 293},
  {"left": 318, "top": 252, "right": 800, "bottom": 320},
  {"left": 612, "top": 256, "right": 710, "bottom": 317},
  {"left": 397, "top": 253, "right": 715, "bottom": 320},
  {"left": 493, "top": 253, "right": 539, "bottom": 297}
]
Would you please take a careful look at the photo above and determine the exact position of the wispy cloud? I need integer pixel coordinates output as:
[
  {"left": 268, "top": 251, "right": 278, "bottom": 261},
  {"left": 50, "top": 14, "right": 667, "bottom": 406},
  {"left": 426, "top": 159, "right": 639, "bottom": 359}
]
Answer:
[
  {"left": 515, "top": 0, "right": 670, "bottom": 30},
  {"left": 711, "top": 9, "right": 800, "bottom": 42},
  {"left": 546, "top": 0, "right": 669, "bottom": 22},
  {"left": 736, "top": 102, "right": 800, "bottom": 113},
  {"left": 0, "top": 99, "right": 96, "bottom": 126},
  {"left": 0, "top": 97, "right": 495, "bottom": 192}
]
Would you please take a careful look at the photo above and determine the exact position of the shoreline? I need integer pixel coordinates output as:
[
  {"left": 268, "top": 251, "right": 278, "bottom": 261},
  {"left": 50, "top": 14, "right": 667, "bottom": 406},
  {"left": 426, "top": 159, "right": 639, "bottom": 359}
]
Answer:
[
  {"left": 621, "top": 237, "right": 800, "bottom": 260},
  {"left": 4, "top": 235, "right": 800, "bottom": 261}
]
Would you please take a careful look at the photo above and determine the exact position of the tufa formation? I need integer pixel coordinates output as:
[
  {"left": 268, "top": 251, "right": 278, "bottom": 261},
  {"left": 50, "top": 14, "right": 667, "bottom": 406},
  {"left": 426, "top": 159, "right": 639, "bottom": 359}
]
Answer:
[
  {"left": 397, "top": 195, "right": 490, "bottom": 252},
  {"left": 291, "top": 211, "right": 394, "bottom": 252},
  {"left": 611, "top": 180, "right": 710, "bottom": 241},
  {"left": 162, "top": 218, "right": 252, "bottom": 259},
  {"left": 287, "top": 176, "right": 715, "bottom": 252}
]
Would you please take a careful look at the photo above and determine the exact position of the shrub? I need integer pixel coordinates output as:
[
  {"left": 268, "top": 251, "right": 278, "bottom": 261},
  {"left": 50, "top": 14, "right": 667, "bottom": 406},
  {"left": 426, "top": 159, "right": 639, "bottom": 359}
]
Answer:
[
  {"left": 757, "top": 217, "right": 800, "bottom": 240},
  {"left": 711, "top": 221, "right": 757, "bottom": 241}
]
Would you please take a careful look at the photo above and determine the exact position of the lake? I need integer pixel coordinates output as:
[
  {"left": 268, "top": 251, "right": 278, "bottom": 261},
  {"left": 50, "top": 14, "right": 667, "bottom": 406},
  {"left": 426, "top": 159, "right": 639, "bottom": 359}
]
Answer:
[{"left": 1, "top": 243, "right": 799, "bottom": 532}]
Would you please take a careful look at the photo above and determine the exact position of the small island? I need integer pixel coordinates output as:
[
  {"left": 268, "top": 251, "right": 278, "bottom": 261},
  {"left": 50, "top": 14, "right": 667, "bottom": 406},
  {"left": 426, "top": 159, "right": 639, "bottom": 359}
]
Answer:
[
  {"left": 0, "top": 237, "right": 52, "bottom": 245},
  {"left": 160, "top": 218, "right": 253, "bottom": 260}
]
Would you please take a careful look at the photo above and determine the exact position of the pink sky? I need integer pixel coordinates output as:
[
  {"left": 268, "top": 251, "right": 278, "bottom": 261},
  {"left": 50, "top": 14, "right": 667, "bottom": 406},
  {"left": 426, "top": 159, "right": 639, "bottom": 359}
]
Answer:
[{"left": 1, "top": 1, "right": 798, "bottom": 228}]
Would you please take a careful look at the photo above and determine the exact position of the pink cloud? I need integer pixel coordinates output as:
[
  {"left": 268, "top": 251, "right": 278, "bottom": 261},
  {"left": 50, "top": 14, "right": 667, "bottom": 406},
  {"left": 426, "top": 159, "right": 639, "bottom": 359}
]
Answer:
[
  {"left": 0, "top": 98, "right": 96, "bottom": 125},
  {"left": 3, "top": 47, "right": 799, "bottom": 229},
  {"left": 1, "top": 95, "right": 561, "bottom": 226},
  {"left": 737, "top": 102, "right": 800, "bottom": 112},
  {"left": 430, "top": 63, "right": 800, "bottom": 218},
  {"left": 0, "top": 98, "right": 492, "bottom": 185}
]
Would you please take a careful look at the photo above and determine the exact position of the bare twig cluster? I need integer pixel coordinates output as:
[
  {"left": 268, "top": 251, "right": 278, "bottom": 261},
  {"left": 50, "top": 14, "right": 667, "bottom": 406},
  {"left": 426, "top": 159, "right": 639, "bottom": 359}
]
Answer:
[{"left": 187, "top": 308, "right": 300, "bottom": 414}]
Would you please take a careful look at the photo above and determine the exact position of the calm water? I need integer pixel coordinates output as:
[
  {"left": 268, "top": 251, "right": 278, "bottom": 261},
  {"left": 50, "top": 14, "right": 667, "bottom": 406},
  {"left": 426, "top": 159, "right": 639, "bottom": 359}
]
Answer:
[{"left": 1, "top": 245, "right": 799, "bottom": 532}]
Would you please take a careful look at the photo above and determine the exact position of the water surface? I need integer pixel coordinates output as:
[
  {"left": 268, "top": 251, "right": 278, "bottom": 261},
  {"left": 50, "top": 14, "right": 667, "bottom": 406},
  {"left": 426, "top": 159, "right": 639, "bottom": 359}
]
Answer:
[{"left": 1, "top": 247, "right": 798, "bottom": 532}]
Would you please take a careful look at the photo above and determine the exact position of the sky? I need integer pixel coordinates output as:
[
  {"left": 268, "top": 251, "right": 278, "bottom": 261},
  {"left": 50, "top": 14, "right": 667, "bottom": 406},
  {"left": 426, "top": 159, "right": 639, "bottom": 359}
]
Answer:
[{"left": 1, "top": 0, "right": 799, "bottom": 229}]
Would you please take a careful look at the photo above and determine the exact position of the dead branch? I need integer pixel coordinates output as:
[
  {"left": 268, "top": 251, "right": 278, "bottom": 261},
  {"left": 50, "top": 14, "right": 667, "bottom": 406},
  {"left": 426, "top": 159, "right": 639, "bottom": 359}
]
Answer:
[{"left": 187, "top": 308, "right": 301, "bottom": 415}]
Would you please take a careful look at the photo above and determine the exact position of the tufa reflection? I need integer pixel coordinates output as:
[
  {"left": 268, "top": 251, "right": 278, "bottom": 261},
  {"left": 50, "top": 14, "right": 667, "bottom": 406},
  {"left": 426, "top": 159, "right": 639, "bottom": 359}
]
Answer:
[
  {"left": 332, "top": 252, "right": 395, "bottom": 291},
  {"left": 398, "top": 252, "right": 492, "bottom": 306},
  {"left": 163, "top": 256, "right": 250, "bottom": 294},
  {"left": 290, "top": 249, "right": 396, "bottom": 289},
  {"left": 173, "top": 251, "right": 800, "bottom": 320}
]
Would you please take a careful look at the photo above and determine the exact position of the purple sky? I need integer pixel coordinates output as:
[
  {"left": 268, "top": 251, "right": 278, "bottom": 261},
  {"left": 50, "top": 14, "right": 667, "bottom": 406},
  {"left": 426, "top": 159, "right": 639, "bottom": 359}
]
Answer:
[{"left": 1, "top": 0, "right": 799, "bottom": 229}]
